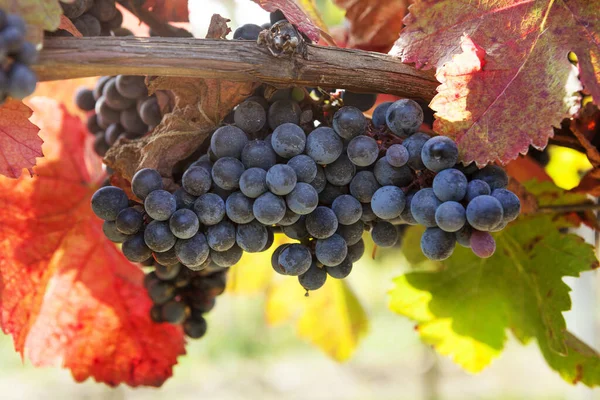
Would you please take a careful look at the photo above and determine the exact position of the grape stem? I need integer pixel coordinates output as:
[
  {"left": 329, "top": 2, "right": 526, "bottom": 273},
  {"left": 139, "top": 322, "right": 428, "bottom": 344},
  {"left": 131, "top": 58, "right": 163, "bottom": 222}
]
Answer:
[
  {"left": 537, "top": 203, "right": 600, "bottom": 213},
  {"left": 33, "top": 37, "right": 438, "bottom": 101}
]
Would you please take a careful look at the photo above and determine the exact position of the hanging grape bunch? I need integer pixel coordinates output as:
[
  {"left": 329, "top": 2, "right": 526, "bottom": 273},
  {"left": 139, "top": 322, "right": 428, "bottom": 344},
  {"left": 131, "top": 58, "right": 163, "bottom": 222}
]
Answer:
[
  {"left": 0, "top": 10, "right": 38, "bottom": 102},
  {"left": 91, "top": 79, "right": 521, "bottom": 315},
  {"left": 75, "top": 75, "right": 163, "bottom": 157},
  {"left": 55, "top": 0, "right": 126, "bottom": 37}
]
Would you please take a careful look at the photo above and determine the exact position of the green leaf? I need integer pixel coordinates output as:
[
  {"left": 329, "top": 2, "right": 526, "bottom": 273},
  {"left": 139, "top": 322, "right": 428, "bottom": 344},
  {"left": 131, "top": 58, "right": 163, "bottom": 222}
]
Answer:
[
  {"left": 391, "top": 215, "right": 600, "bottom": 386},
  {"left": 523, "top": 180, "right": 589, "bottom": 207}
]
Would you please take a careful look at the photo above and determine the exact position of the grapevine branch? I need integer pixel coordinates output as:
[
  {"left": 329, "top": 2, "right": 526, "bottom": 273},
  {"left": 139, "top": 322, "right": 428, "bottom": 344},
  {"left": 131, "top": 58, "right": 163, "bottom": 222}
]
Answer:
[
  {"left": 537, "top": 203, "right": 600, "bottom": 213},
  {"left": 33, "top": 37, "right": 439, "bottom": 101}
]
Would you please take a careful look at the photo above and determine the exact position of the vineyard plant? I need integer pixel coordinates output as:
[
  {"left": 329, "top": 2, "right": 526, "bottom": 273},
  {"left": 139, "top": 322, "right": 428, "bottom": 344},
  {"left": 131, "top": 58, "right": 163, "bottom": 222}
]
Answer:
[{"left": 0, "top": 0, "right": 599, "bottom": 391}]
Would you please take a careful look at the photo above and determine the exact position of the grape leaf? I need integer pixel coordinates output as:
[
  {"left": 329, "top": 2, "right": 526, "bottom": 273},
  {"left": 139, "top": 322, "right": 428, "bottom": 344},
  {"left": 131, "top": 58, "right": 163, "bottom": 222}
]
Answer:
[
  {"left": 252, "top": 0, "right": 321, "bottom": 42},
  {"left": 390, "top": 215, "right": 600, "bottom": 386},
  {"left": 142, "top": 0, "right": 189, "bottom": 22},
  {"left": 266, "top": 278, "right": 368, "bottom": 361},
  {"left": 1, "top": 0, "right": 61, "bottom": 34},
  {"left": 0, "top": 98, "right": 185, "bottom": 387},
  {"left": 0, "top": 99, "right": 43, "bottom": 178},
  {"left": 391, "top": 0, "right": 600, "bottom": 166},
  {"left": 333, "top": 0, "right": 410, "bottom": 52}
]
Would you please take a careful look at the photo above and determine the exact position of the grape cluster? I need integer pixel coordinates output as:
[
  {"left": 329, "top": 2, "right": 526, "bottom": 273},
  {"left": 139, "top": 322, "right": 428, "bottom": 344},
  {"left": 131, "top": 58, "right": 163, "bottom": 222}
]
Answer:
[
  {"left": 75, "top": 75, "right": 163, "bottom": 157},
  {"left": 91, "top": 84, "right": 520, "bottom": 308},
  {"left": 0, "top": 10, "right": 38, "bottom": 102},
  {"left": 57, "top": 0, "right": 125, "bottom": 37}
]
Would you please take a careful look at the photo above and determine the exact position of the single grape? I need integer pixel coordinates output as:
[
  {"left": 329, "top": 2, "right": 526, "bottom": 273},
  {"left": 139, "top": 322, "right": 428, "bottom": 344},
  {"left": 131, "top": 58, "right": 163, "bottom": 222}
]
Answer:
[
  {"left": 271, "top": 123, "right": 306, "bottom": 158},
  {"left": 116, "top": 75, "right": 147, "bottom": 99},
  {"left": 145, "top": 190, "right": 176, "bottom": 221},
  {"left": 233, "top": 24, "right": 263, "bottom": 40},
  {"left": 371, "top": 221, "right": 398, "bottom": 247},
  {"left": 286, "top": 182, "right": 319, "bottom": 215},
  {"left": 102, "top": 77, "right": 135, "bottom": 110},
  {"left": 144, "top": 220, "right": 176, "bottom": 252},
  {"left": 91, "top": 186, "right": 129, "bottom": 221},
  {"left": 421, "top": 227, "right": 456, "bottom": 260},
  {"left": 402, "top": 132, "right": 430, "bottom": 170},
  {"left": 169, "top": 208, "right": 200, "bottom": 239},
  {"left": 325, "top": 154, "right": 356, "bottom": 186},
  {"left": 153, "top": 247, "right": 180, "bottom": 267},
  {"left": 193, "top": 193, "right": 225, "bottom": 225},
  {"left": 386, "top": 144, "right": 409, "bottom": 167},
  {"left": 122, "top": 233, "right": 153, "bottom": 262},
  {"left": 268, "top": 99, "right": 302, "bottom": 130},
  {"left": 466, "top": 195, "right": 504, "bottom": 231},
  {"left": 465, "top": 179, "right": 491, "bottom": 202},
  {"left": 287, "top": 154, "right": 317, "bottom": 183},
  {"left": 182, "top": 166, "right": 212, "bottom": 196},
  {"left": 299, "top": 262, "right": 327, "bottom": 291},
  {"left": 73, "top": 14, "right": 102, "bottom": 36},
  {"left": 271, "top": 244, "right": 289, "bottom": 274},
  {"left": 432, "top": 168, "right": 468, "bottom": 202},
  {"left": 472, "top": 165, "right": 509, "bottom": 190},
  {"left": 211, "top": 157, "right": 245, "bottom": 190},
  {"left": 236, "top": 220, "right": 268, "bottom": 253},
  {"left": 347, "top": 239, "right": 365, "bottom": 263},
  {"left": 132, "top": 168, "right": 163, "bottom": 200},
  {"left": 211, "top": 245, "right": 243, "bottom": 267},
  {"left": 371, "top": 186, "right": 406, "bottom": 220},
  {"left": 318, "top": 183, "right": 349, "bottom": 206},
  {"left": 336, "top": 220, "right": 364, "bottom": 246},
  {"left": 455, "top": 224, "right": 473, "bottom": 248},
  {"left": 305, "top": 127, "right": 343, "bottom": 165},
  {"left": 306, "top": 206, "right": 338, "bottom": 239},
  {"left": 282, "top": 216, "right": 309, "bottom": 240},
  {"left": 161, "top": 300, "right": 187, "bottom": 324},
  {"left": 349, "top": 170, "right": 381, "bottom": 203},
  {"left": 315, "top": 234, "right": 347, "bottom": 266},
  {"left": 184, "top": 317, "right": 208, "bottom": 339},
  {"left": 147, "top": 280, "right": 175, "bottom": 305},
  {"left": 410, "top": 188, "right": 442, "bottom": 227},
  {"left": 278, "top": 244, "right": 312, "bottom": 275},
  {"left": 7, "top": 63, "right": 36, "bottom": 99},
  {"left": 155, "top": 263, "right": 182, "bottom": 281},
  {"left": 206, "top": 220, "right": 236, "bottom": 251},
  {"left": 373, "top": 157, "right": 414, "bottom": 187},
  {"left": 139, "top": 96, "right": 162, "bottom": 127},
  {"left": 435, "top": 201, "right": 466, "bottom": 232},
  {"left": 115, "top": 207, "right": 143, "bottom": 235},
  {"left": 225, "top": 191, "right": 255, "bottom": 224},
  {"left": 104, "top": 123, "right": 124, "bottom": 146},
  {"left": 326, "top": 258, "right": 353, "bottom": 279},
  {"left": 470, "top": 230, "right": 496, "bottom": 258},
  {"left": 309, "top": 165, "right": 327, "bottom": 193},
  {"left": 385, "top": 99, "right": 424, "bottom": 137},
  {"left": 371, "top": 102, "right": 393, "bottom": 128},
  {"left": 341, "top": 91, "right": 377, "bottom": 111},
  {"left": 278, "top": 208, "right": 301, "bottom": 226},
  {"left": 347, "top": 135, "right": 379, "bottom": 167},
  {"left": 331, "top": 194, "right": 362, "bottom": 225},
  {"left": 241, "top": 140, "right": 277, "bottom": 170},
  {"left": 239, "top": 167, "right": 268, "bottom": 198},
  {"left": 103, "top": 220, "right": 130, "bottom": 243},
  {"left": 332, "top": 106, "right": 367, "bottom": 140},
  {"left": 360, "top": 203, "right": 377, "bottom": 222},
  {"left": 93, "top": 132, "right": 109, "bottom": 156},
  {"left": 253, "top": 192, "right": 286, "bottom": 225},
  {"left": 210, "top": 125, "right": 249, "bottom": 160},
  {"left": 75, "top": 88, "right": 96, "bottom": 111},
  {"left": 120, "top": 106, "right": 147, "bottom": 135},
  {"left": 266, "top": 164, "right": 297, "bottom": 195},
  {"left": 421, "top": 136, "right": 459, "bottom": 172},
  {"left": 175, "top": 233, "right": 210, "bottom": 268},
  {"left": 491, "top": 189, "right": 521, "bottom": 222}
]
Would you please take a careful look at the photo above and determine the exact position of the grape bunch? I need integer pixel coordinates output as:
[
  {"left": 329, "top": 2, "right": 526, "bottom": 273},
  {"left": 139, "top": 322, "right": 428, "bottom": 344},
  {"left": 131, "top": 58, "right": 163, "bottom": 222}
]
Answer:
[
  {"left": 75, "top": 75, "right": 163, "bottom": 157},
  {"left": 57, "top": 0, "right": 125, "bottom": 37},
  {"left": 91, "top": 85, "right": 521, "bottom": 312},
  {"left": 0, "top": 10, "right": 38, "bottom": 102}
]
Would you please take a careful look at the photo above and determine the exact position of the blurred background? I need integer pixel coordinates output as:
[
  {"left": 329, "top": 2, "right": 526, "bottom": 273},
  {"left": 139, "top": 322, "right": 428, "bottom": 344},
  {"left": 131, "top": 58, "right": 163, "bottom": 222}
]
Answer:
[{"left": 2, "top": 0, "right": 599, "bottom": 399}]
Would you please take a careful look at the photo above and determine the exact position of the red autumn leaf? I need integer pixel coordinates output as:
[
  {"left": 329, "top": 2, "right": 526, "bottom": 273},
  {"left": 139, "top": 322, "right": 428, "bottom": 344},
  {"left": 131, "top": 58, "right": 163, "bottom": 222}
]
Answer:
[
  {"left": 391, "top": 0, "right": 600, "bottom": 166},
  {"left": 252, "top": 0, "right": 320, "bottom": 42},
  {"left": 333, "top": 0, "right": 410, "bottom": 52},
  {"left": 142, "top": 0, "right": 189, "bottom": 22},
  {"left": 0, "top": 99, "right": 43, "bottom": 178},
  {"left": 0, "top": 97, "right": 185, "bottom": 387}
]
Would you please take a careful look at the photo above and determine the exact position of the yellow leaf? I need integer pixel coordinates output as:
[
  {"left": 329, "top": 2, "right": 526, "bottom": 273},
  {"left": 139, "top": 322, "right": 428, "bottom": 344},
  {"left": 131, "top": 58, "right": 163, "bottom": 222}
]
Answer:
[
  {"left": 296, "top": 0, "right": 330, "bottom": 36},
  {"left": 265, "top": 277, "right": 302, "bottom": 325}
]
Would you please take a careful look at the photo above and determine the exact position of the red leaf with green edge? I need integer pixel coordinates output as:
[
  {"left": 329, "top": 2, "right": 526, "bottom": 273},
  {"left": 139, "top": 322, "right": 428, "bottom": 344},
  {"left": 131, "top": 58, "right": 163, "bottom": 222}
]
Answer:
[
  {"left": 391, "top": 0, "right": 600, "bottom": 166},
  {"left": 142, "top": 0, "right": 189, "bottom": 22},
  {"left": 252, "top": 0, "right": 320, "bottom": 42},
  {"left": 0, "top": 97, "right": 185, "bottom": 387},
  {"left": 0, "top": 100, "right": 43, "bottom": 178},
  {"left": 333, "top": 0, "right": 411, "bottom": 52}
]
